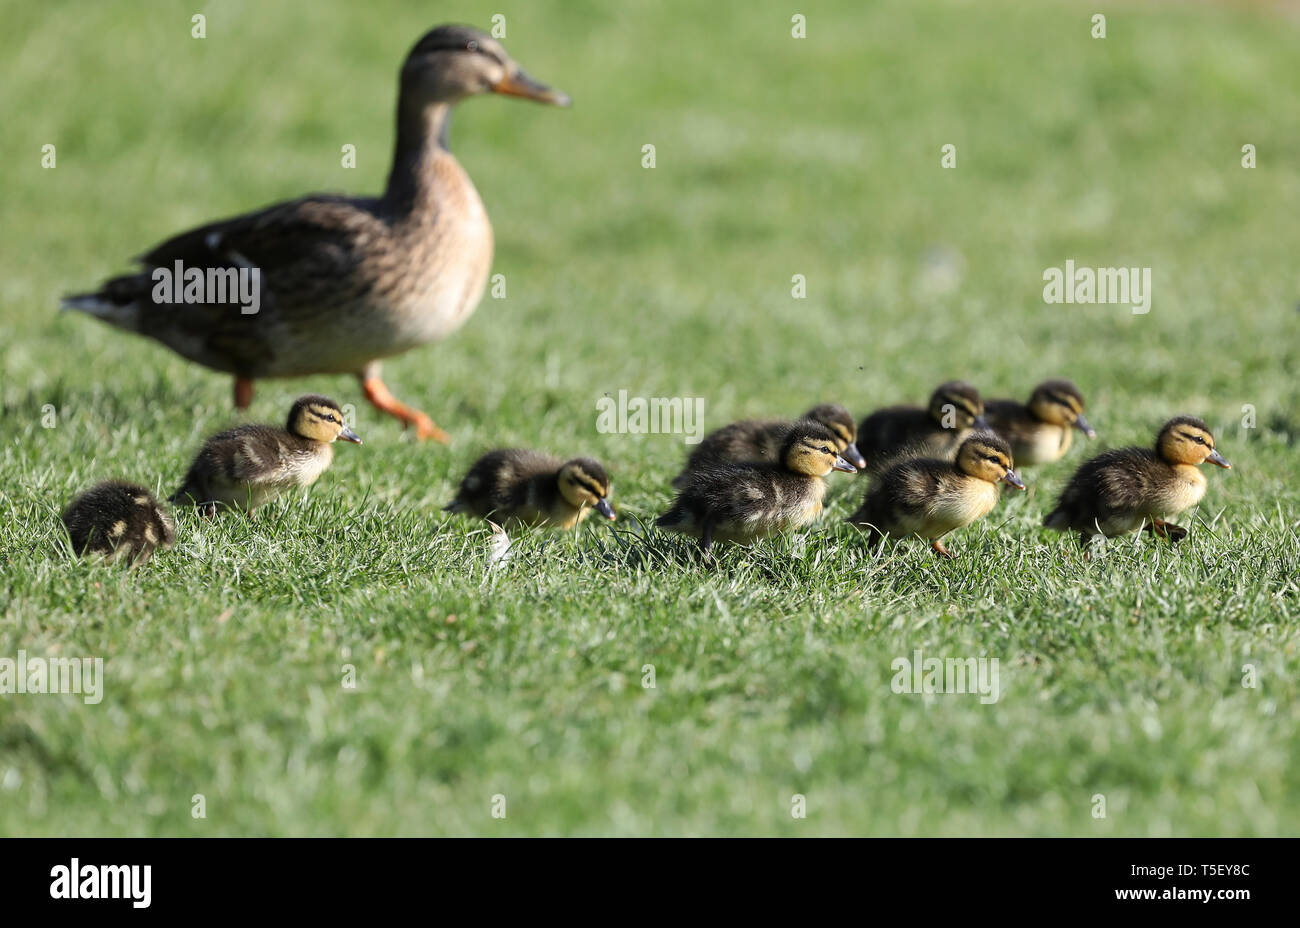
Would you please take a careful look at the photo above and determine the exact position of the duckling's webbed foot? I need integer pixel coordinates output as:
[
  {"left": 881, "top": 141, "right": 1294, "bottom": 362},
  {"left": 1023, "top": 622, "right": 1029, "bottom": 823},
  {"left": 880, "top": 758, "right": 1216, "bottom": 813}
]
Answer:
[
  {"left": 1146, "top": 518, "right": 1188, "bottom": 543},
  {"left": 360, "top": 374, "right": 450, "bottom": 443},
  {"left": 931, "top": 539, "right": 955, "bottom": 559}
]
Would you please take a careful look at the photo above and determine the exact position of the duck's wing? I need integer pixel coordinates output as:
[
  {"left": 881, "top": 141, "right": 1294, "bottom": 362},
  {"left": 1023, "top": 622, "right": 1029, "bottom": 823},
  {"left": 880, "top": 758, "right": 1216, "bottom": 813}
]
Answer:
[{"left": 64, "top": 195, "right": 386, "bottom": 374}]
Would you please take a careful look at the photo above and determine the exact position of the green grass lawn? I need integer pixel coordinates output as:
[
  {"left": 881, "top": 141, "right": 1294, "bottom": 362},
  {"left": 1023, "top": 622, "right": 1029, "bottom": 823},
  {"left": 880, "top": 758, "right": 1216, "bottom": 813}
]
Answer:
[{"left": 2, "top": 0, "right": 1299, "bottom": 836}]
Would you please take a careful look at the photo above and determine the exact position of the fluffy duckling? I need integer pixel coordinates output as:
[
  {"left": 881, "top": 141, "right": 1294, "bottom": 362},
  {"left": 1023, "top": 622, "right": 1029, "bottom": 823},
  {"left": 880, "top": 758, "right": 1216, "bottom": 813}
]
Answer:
[
  {"left": 1044, "top": 416, "right": 1230, "bottom": 547},
  {"left": 855, "top": 380, "right": 988, "bottom": 466},
  {"left": 444, "top": 449, "right": 615, "bottom": 529},
  {"left": 672, "top": 403, "right": 866, "bottom": 488},
  {"left": 61, "top": 480, "right": 176, "bottom": 564},
  {"left": 984, "top": 379, "right": 1096, "bottom": 466},
  {"left": 171, "top": 394, "right": 361, "bottom": 515},
  {"left": 847, "top": 433, "right": 1025, "bottom": 558},
  {"left": 657, "top": 423, "right": 857, "bottom": 552}
]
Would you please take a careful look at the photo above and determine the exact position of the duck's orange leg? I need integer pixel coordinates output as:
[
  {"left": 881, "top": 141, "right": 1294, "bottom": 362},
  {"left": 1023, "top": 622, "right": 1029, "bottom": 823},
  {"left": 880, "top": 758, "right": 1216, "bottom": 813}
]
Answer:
[
  {"left": 234, "top": 377, "right": 254, "bottom": 410},
  {"left": 360, "top": 375, "right": 450, "bottom": 443}
]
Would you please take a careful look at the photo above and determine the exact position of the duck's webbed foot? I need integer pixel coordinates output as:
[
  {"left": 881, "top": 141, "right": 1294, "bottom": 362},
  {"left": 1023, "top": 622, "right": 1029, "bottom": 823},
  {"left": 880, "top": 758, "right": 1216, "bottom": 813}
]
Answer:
[
  {"left": 360, "top": 373, "right": 450, "bottom": 443},
  {"left": 931, "top": 539, "right": 955, "bottom": 559}
]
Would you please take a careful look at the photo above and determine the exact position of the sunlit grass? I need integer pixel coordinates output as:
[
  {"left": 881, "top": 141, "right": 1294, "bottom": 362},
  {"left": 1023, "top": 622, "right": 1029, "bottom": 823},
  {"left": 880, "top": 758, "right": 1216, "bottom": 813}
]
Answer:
[{"left": 1, "top": 0, "right": 1298, "bottom": 835}]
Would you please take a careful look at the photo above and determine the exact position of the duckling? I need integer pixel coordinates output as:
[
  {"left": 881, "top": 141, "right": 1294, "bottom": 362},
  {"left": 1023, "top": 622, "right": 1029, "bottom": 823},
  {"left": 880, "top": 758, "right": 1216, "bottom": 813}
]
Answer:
[
  {"left": 984, "top": 379, "right": 1096, "bottom": 466},
  {"left": 1044, "top": 416, "right": 1230, "bottom": 547},
  {"left": 171, "top": 394, "right": 362, "bottom": 515},
  {"left": 847, "top": 433, "right": 1025, "bottom": 558},
  {"left": 672, "top": 403, "right": 866, "bottom": 488},
  {"left": 855, "top": 380, "right": 988, "bottom": 466},
  {"left": 657, "top": 423, "right": 857, "bottom": 552},
  {"left": 63, "top": 25, "right": 570, "bottom": 441},
  {"left": 61, "top": 480, "right": 176, "bottom": 565},
  {"left": 444, "top": 449, "right": 615, "bottom": 529}
]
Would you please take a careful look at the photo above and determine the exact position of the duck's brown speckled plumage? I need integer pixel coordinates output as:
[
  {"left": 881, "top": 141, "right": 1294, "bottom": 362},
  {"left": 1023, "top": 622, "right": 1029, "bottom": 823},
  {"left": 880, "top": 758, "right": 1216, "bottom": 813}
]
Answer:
[
  {"left": 61, "top": 480, "right": 175, "bottom": 565},
  {"left": 444, "top": 448, "right": 615, "bottom": 529},
  {"left": 1044, "top": 416, "right": 1230, "bottom": 546},
  {"left": 64, "top": 25, "right": 568, "bottom": 440}
]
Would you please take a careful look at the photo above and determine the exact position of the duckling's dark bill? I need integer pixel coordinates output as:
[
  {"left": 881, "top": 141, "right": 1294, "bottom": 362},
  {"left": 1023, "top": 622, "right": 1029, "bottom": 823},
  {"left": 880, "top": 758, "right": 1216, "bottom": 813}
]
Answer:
[
  {"left": 832, "top": 455, "right": 857, "bottom": 473},
  {"left": 1003, "top": 469, "right": 1026, "bottom": 490},
  {"left": 339, "top": 426, "right": 363, "bottom": 444},
  {"left": 842, "top": 444, "right": 867, "bottom": 470},
  {"left": 1074, "top": 414, "right": 1097, "bottom": 439},
  {"left": 595, "top": 498, "right": 616, "bottom": 520},
  {"left": 492, "top": 70, "right": 571, "bottom": 106},
  {"left": 1207, "top": 449, "right": 1231, "bottom": 468}
]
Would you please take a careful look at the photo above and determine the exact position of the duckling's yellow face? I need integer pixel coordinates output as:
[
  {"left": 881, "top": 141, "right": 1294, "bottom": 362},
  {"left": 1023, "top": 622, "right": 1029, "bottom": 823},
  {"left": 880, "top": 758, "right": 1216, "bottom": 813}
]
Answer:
[
  {"left": 1158, "top": 419, "right": 1231, "bottom": 468},
  {"left": 784, "top": 433, "right": 859, "bottom": 477},
  {"left": 288, "top": 397, "right": 363, "bottom": 445},
  {"left": 928, "top": 381, "right": 987, "bottom": 431},
  {"left": 404, "top": 26, "right": 570, "bottom": 107},
  {"left": 805, "top": 405, "right": 867, "bottom": 469},
  {"left": 1028, "top": 381, "right": 1096, "bottom": 437},
  {"left": 956, "top": 436, "right": 1026, "bottom": 489},
  {"left": 558, "top": 460, "right": 616, "bottom": 520}
]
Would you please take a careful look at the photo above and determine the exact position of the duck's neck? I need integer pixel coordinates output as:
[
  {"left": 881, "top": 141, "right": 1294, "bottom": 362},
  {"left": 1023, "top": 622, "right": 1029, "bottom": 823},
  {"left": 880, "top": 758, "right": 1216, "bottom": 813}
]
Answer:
[{"left": 383, "top": 96, "right": 454, "bottom": 216}]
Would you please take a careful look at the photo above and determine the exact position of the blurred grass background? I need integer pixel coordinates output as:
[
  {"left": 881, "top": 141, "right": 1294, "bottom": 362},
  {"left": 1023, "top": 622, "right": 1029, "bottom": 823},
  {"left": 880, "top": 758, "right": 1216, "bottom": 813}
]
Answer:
[{"left": 1, "top": 0, "right": 1298, "bottom": 835}]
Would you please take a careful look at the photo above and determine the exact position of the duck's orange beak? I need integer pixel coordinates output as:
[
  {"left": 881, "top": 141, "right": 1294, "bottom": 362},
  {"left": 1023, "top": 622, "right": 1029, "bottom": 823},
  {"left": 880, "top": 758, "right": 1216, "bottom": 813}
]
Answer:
[{"left": 492, "top": 69, "right": 571, "bottom": 106}]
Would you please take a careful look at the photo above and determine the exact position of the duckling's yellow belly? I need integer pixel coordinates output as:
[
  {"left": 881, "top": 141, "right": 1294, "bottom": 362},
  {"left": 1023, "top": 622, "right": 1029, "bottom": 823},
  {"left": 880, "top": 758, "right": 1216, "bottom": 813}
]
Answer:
[
  {"left": 915, "top": 479, "right": 999, "bottom": 539},
  {"left": 501, "top": 501, "right": 586, "bottom": 530},
  {"left": 1144, "top": 464, "right": 1207, "bottom": 519}
]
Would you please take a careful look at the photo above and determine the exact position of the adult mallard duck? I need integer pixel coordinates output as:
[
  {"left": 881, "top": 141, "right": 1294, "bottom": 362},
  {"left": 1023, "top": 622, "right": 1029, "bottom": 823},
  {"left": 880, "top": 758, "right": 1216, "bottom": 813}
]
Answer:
[{"left": 63, "top": 25, "right": 569, "bottom": 442}]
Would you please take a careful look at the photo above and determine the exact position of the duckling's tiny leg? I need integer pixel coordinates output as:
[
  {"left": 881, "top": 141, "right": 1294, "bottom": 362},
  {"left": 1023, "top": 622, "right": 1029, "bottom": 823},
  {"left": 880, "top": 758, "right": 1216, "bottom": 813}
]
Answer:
[
  {"left": 359, "top": 372, "right": 450, "bottom": 443},
  {"left": 1146, "top": 518, "right": 1188, "bottom": 543},
  {"left": 234, "top": 377, "right": 254, "bottom": 410},
  {"left": 931, "top": 539, "right": 955, "bottom": 559}
]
